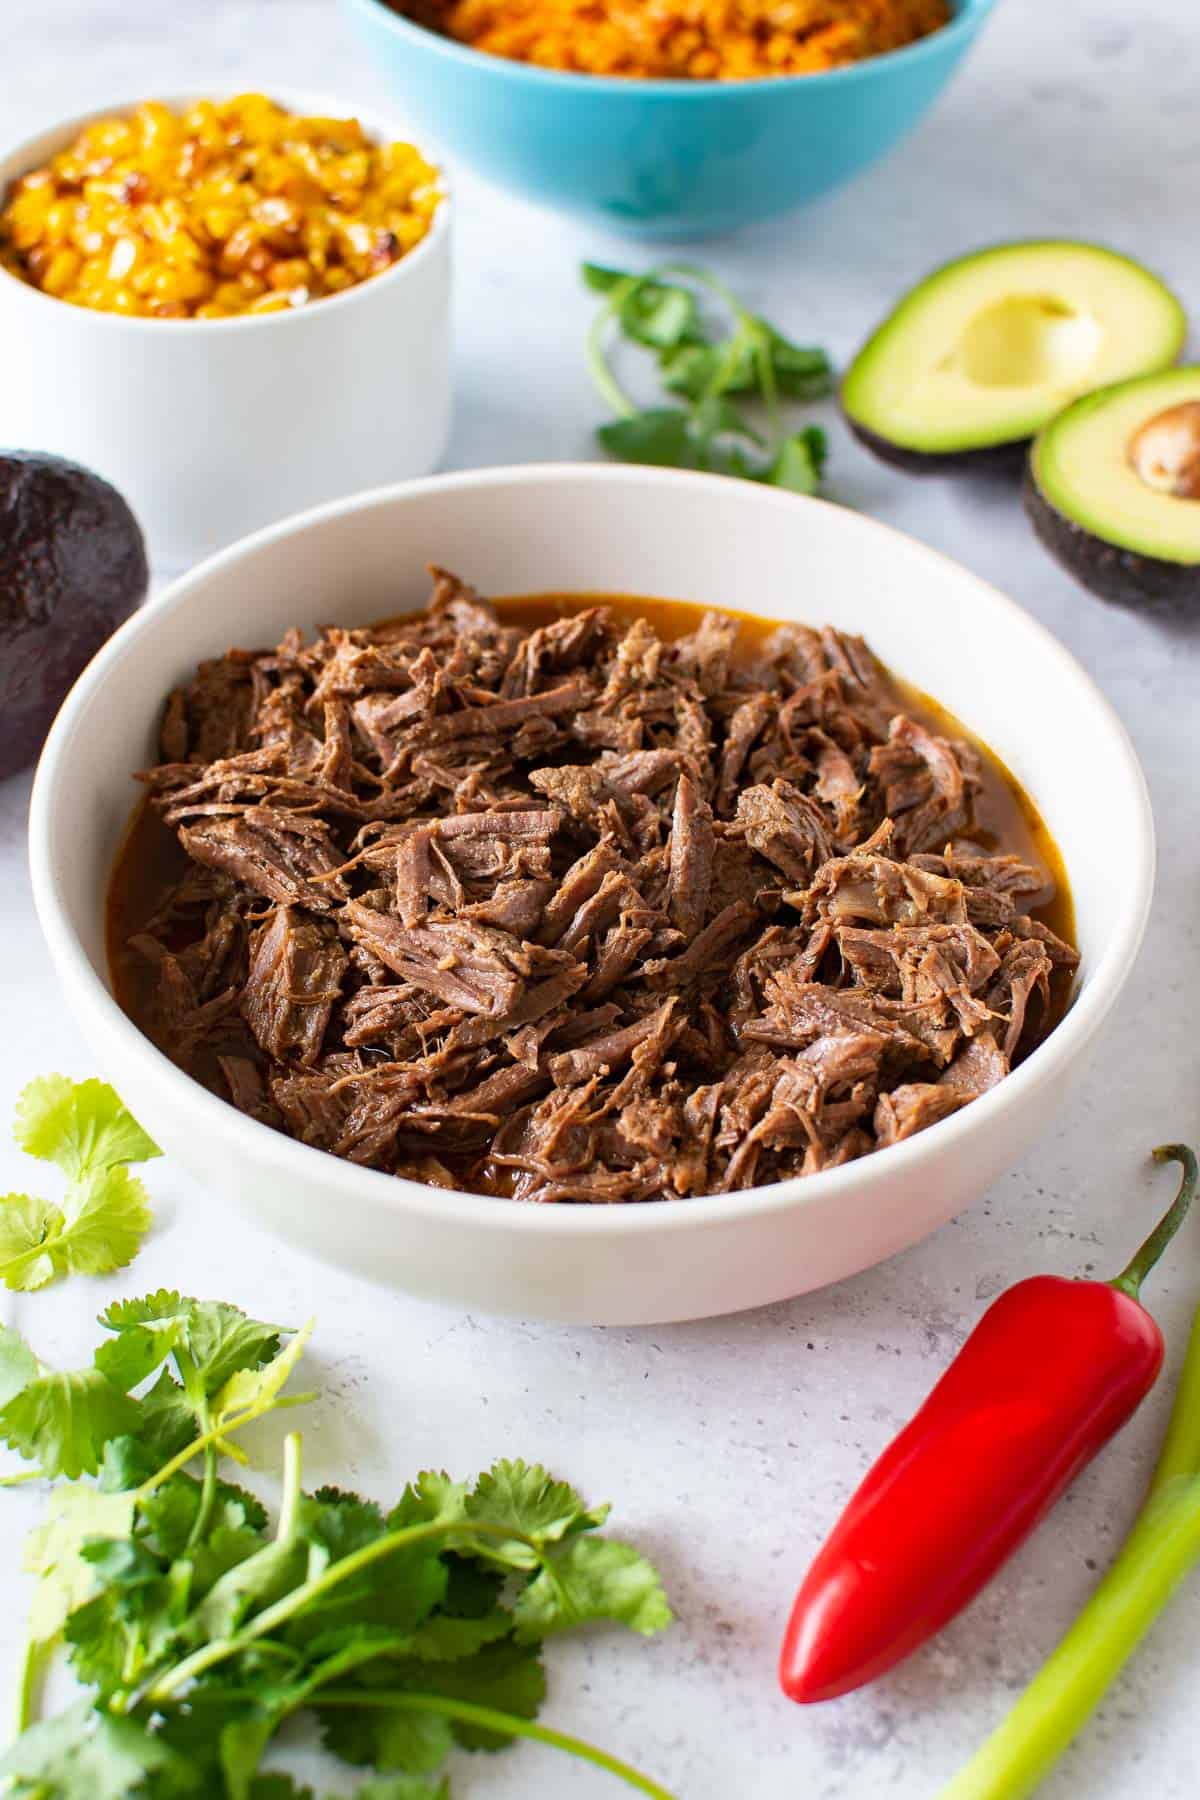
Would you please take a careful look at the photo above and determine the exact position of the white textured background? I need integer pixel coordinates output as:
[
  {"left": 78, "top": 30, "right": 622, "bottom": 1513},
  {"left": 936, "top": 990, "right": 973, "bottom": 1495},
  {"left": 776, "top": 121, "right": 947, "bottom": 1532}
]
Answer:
[{"left": 2, "top": 1, "right": 1200, "bottom": 1794}]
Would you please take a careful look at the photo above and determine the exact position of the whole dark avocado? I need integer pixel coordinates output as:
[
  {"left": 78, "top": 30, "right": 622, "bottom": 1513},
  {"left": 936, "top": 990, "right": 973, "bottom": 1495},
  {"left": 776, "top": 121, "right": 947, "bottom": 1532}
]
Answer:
[{"left": 0, "top": 452, "right": 148, "bottom": 779}]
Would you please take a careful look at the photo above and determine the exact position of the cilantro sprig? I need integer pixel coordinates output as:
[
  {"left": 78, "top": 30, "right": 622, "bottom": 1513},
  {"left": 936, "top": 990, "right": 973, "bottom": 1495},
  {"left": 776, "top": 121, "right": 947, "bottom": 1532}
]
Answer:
[
  {"left": 0, "top": 1303, "right": 674, "bottom": 1799},
  {"left": 583, "top": 261, "right": 833, "bottom": 493},
  {"left": 0, "top": 1077, "right": 159, "bottom": 1292}
]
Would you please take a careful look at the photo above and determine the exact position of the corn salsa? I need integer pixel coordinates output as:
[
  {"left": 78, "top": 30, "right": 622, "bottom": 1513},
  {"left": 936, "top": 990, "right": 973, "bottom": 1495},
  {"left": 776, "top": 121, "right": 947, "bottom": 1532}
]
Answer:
[{"left": 0, "top": 95, "right": 441, "bottom": 320}]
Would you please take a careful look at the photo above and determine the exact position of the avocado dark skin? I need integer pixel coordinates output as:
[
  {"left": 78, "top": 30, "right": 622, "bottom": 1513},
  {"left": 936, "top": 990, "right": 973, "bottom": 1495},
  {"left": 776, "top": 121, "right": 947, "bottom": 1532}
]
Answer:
[
  {"left": 0, "top": 452, "right": 148, "bottom": 779},
  {"left": 1024, "top": 466, "right": 1200, "bottom": 613},
  {"left": 845, "top": 413, "right": 1030, "bottom": 478}
]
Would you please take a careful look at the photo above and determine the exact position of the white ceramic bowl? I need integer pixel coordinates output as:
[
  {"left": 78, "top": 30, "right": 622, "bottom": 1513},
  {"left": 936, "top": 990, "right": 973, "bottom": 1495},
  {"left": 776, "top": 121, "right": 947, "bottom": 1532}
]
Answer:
[
  {"left": 0, "top": 90, "right": 451, "bottom": 569},
  {"left": 29, "top": 466, "right": 1154, "bottom": 1325}
]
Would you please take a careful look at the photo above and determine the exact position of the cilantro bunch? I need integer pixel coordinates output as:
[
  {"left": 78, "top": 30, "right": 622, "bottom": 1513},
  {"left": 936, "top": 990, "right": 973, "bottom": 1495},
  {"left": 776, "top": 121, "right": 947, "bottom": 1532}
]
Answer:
[
  {"left": 0, "top": 1296, "right": 674, "bottom": 1800},
  {"left": 1, "top": 1077, "right": 159, "bottom": 1291},
  {"left": 583, "top": 262, "right": 834, "bottom": 494}
]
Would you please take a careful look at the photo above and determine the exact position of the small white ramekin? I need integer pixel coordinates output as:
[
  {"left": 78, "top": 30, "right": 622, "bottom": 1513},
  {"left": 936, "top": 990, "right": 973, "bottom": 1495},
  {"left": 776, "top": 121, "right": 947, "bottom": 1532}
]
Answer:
[{"left": 0, "top": 90, "right": 451, "bottom": 568}]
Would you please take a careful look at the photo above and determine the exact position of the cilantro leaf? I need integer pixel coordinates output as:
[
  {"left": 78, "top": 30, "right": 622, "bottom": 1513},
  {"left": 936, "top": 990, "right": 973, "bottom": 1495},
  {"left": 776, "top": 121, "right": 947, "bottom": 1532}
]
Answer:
[
  {"left": 0, "top": 1320, "right": 39, "bottom": 1406},
  {"left": 0, "top": 1168, "right": 152, "bottom": 1293},
  {"left": 65, "top": 1540, "right": 184, "bottom": 1699},
  {"left": 0, "top": 1368, "right": 141, "bottom": 1478},
  {"left": 180, "top": 1301, "right": 284, "bottom": 1400},
  {"left": 760, "top": 325, "right": 833, "bottom": 399},
  {"left": 191, "top": 1518, "right": 275, "bottom": 1601},
  {"left": 0, "top": 1192, "right": 65, "bottom": 1290},
  {"left": 513, "top": 1535, "right": 673, "bottom": 1641},
  {"left": 138, "top": 1474, "right": 268, "bottom": 1560},
  {"left": 581, "top": 264, "right": 701, "bottom": 349},
  {"left": 659, "top": 340, "right": 730, "bottom": 401},
  {"left": 581, "top": 262, "right": 629, "bottom": 294},
  {"left": 0, "top": 1699, "right": 196, "bottom": 1798},
  {"left": 325, "top": 1702, "right": 454, "bottom": 1774},
  {"left": 767, "top": 425, "right": 828, "bottom": 495},
  {"left": 137, "top": 1370, "right": 201, "bottom": 1466},
  {"left": 301, "top": 1489, "right": 388, "bottom": 1563},
  {"left": 660, "top": 329, "right": 830, "bottom": 403},
  {"left": 397, "top": 1607, "right": 513, "bottom": 1662},
  {"left": 320, "top": 1645, "right": 547, "bottom": 1761},
  {"left": 15, "top": 1076, "right": 160, "bottom": 1179},
  {"left": 94, "top": 1321, "right": 182, "bottom": 1393},
  {"left": 465, "top": 1460, "right": 608, "bottom": 1567},
  {"left": 95, "top": 1294, "right": 292, "bottom": 1422},
  {"left": 23, "top": 1486, "right": 138, "bottom": 1641},
  {"left": 99, "top": 1290, "right": 193, "bottom": 1330},
  {"left": 51, "top": 1165, "right": 154, "bottom": 1277},
  {"left": 692, "top": 393, "right": 763, "bottom": 447},
  {"left": 212, "top": 1316, "right": 310, "bottom": 1419},
  {"left": 373, "top": 1641, "right": 548, "bottom": 1754},
  {"left": 622, "top": 284, "right": 698, "bottom": 350},
  {"left": 220, "top": 1713, "right": 277, "bottom": 1800},
  {"left": 388, "top": 1471, "right": 468, "bottom": 1532},
  {"left": 596, "top": 408, "right": 698, "bottom": 469}
]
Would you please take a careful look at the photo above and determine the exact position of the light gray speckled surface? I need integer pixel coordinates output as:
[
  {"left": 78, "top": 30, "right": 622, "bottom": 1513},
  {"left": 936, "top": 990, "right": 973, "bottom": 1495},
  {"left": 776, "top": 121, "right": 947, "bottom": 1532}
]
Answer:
[{"left": 2, "top": 1, "right": 1200, "bottom": 1793}]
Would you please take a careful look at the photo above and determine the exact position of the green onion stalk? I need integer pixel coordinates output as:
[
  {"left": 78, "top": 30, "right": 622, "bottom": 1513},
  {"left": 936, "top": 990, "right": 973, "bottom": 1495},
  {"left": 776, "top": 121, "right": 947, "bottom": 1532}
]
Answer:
[{"left": 939, "top": 1145, "right": 1200, "bottom": 1798}]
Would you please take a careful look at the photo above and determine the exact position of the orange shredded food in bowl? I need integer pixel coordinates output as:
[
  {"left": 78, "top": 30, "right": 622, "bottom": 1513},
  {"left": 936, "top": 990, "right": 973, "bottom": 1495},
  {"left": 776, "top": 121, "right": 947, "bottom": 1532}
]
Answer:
[
  {"left": 0, "top": 94, "right": 441, "bottom": 320},
  {"left": 399, "top": 0, "right": 952, "bottom": 79}
]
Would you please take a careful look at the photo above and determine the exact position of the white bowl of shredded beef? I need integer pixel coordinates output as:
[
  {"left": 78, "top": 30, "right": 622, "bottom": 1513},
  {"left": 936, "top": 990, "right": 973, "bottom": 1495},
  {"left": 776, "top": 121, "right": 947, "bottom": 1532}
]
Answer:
[{"left": 29, "top": 466, "right": 1153, "bottom": 1324}]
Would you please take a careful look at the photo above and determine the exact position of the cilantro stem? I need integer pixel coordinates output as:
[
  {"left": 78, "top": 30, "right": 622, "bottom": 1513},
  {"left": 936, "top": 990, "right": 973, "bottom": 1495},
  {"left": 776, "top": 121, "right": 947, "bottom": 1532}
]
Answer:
[
  {"left": 585, "top": 274, "right": 645, "bottom": 419},
  {"left": 142, "top": 1516, "right": 541, "bottom": 1703},
  {"left": 184, "top": 1401, "right": 217, "bottom": 1554},
  {"left": 135, "top": 1391, "right": 315, "bottom": 1498},
  {"left": 13, "top": 1634, "right": 47, "bottom": 1737},
  {"left": 276, "top": 1431, "right": 302, "bottom": 1541},
  {"left": 315, "top": 1689, "right": 678, "bottom": 1800},
  {"left": 0, "top": 1468, "right": 47, "bottom": 1487}
]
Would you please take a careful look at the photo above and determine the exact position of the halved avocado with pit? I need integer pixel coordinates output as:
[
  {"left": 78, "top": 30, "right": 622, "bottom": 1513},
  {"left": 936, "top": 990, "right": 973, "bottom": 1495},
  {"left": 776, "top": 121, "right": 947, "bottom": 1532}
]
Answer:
[
  {"left": 1027, "top": 366, "right": 1200, "bottom": 610},
  {"left": 843, "top": 242, "right": 1186, "bottom": 471}
]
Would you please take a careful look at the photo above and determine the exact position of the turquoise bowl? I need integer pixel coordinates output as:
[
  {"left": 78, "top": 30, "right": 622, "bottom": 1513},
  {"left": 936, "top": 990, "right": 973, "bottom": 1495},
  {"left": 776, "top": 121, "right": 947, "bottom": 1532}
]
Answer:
[{"left": 343, "top": 0, "right": 996, "bottom": 240}]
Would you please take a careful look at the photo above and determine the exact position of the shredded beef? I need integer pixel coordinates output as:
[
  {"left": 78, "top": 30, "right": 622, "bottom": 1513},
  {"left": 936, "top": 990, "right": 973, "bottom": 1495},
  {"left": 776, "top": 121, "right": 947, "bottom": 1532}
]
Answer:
[{"left": 120, "top": 571, "right": 1077, "bottom": 1202}]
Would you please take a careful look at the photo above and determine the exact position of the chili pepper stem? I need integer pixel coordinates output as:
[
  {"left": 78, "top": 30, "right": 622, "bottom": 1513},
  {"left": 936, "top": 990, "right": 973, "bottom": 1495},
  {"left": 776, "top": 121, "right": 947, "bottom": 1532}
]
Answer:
[{"left": 1109, "top": 1145, "right": 1197, "bottom": 1301}]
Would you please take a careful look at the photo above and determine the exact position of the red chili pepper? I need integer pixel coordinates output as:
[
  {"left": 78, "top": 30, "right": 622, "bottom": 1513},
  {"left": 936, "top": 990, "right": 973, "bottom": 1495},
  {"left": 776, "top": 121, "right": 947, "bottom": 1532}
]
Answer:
[{"left": 779, "top": 1143, "right": 1198, "bottom": 1706}]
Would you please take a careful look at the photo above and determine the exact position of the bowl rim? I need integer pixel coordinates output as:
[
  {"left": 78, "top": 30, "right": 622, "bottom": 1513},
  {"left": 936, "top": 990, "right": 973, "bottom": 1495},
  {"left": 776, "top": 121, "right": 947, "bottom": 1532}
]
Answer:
[
  {"left": 0, "top": 84, "right": 451, "bottom": 334},
  {"left": 344, "top": 0, "right": 996, "bottom": 98},
  {"left": 29, "top": 461, "right": 1155, "bottom": 1242}
]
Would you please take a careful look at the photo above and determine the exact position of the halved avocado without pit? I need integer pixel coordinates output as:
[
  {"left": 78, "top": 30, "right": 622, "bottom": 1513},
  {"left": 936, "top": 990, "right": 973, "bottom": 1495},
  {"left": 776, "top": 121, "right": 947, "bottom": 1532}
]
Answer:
[
  {"left": 1027, "top": 367, "right": 1200, "bottom": 611},
  {"left": 843, "top": 242, "right": 1186, "bottom": 471}
]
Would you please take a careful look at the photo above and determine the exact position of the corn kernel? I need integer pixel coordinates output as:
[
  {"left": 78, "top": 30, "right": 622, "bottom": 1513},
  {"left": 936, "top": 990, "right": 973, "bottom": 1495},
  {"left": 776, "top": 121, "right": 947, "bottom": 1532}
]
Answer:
[{"left": 41, "top": 248, "right": 82, "bottom": 296}]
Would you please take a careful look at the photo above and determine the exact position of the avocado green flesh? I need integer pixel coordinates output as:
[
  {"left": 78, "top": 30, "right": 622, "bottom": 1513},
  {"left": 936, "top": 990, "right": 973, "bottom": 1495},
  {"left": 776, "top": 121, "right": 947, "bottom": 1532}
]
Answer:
[
  {"left": 1033, "top": 368, "right": 1200, "bottom": 565},
  {"left": 843, "top": 241, "right": 1187, "bottom": 455}
]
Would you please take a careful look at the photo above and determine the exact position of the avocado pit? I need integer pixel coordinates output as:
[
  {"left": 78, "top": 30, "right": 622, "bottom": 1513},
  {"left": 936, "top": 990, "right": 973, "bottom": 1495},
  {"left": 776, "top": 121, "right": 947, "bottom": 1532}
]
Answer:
[{"left": 1128, "top": 401, "right": 1200, "bottom": 501}]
